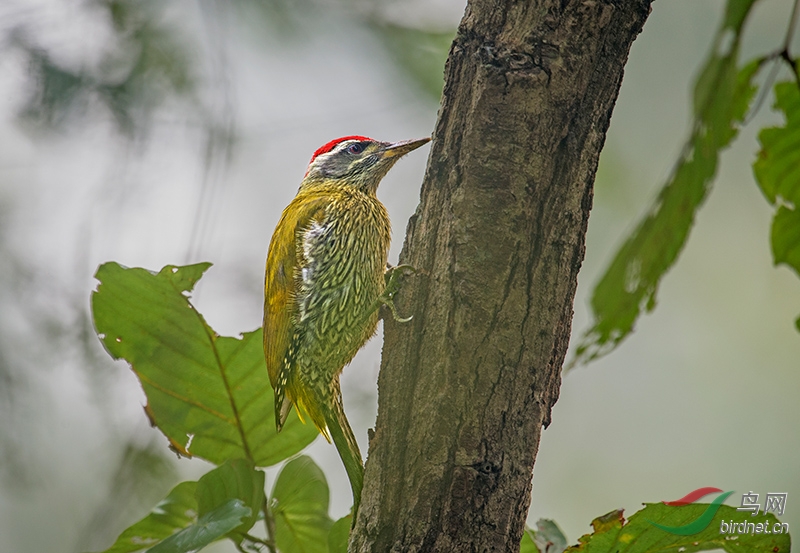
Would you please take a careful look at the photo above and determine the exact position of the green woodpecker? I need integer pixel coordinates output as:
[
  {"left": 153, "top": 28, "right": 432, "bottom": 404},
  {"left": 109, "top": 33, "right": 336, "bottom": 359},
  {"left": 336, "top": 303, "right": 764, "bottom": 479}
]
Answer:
[{"left": 263, "top": 135, "right": 429, "bottom": 517}]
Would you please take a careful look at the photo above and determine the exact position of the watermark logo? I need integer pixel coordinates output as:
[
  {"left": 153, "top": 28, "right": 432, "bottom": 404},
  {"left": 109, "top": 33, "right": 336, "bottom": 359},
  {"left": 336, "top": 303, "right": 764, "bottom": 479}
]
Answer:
[
  {"left": 737, "top": 491, "right": 787, "bottom": 516},
  {"left": 647, "top": 487, "right": 790, "bottom": 536},
  {"left": 648, "top": 487, "right": 733, "bottom": 535}
]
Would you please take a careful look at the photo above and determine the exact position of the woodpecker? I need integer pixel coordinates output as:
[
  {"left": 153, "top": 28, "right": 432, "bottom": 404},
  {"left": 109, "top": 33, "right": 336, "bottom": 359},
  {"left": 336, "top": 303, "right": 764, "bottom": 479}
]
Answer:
[{"left": 263, "top": 135, "right": 430, "bottom": 517}]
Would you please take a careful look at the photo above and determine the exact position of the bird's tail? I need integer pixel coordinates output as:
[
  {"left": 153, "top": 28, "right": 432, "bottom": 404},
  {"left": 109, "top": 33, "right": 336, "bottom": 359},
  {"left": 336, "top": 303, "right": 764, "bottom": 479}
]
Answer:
[
  {"left": 290, "top": 376, "right": 332, "bottom": 442},
  {"left": 320, "top": 377, "right": 364, "bottom": 523}
]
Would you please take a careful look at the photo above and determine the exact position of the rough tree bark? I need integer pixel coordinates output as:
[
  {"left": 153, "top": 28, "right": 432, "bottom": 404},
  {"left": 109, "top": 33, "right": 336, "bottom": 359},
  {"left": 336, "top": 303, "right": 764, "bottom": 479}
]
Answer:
[{"left": 351, "top": 1, "right": 652, "bottom": 551}]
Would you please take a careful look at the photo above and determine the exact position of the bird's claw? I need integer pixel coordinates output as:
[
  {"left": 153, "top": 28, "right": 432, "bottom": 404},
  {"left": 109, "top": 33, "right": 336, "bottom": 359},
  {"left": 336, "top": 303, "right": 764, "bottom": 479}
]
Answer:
[
  {"left": 381, "top": 264, "right": 415, "bottom": 323},
  {"left": 383, "top": 296, "right": 413, "bottom": 323},
  {"left": 384, "top": 264, "right": 415, "bottom": 291}
]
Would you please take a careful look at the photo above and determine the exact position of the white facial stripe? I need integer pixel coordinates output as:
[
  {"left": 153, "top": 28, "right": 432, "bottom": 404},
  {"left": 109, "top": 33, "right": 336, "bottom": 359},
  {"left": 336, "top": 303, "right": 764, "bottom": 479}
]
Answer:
[{"left": 312, "top": 140, "right": 360, "bottom": 166}]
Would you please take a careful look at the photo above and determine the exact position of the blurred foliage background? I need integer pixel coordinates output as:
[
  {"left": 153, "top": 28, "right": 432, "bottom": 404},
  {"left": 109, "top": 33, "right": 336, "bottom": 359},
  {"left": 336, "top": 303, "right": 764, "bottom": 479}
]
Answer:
[{"left": 0, "top": 1, "right": 797, "bottom": 552}]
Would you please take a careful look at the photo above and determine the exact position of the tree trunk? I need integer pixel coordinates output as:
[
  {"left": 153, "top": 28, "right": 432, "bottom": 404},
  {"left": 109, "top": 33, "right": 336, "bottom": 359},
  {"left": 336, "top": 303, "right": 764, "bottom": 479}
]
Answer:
[{"left": 351, "top": 1, "right": 652, "bottom": 551}]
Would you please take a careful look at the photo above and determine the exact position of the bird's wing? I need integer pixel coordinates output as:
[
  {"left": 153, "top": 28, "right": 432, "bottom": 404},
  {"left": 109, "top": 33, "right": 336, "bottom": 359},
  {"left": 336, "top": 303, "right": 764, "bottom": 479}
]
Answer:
[{"left": 263, "top": 191, "right": 329, "bottom": 426}]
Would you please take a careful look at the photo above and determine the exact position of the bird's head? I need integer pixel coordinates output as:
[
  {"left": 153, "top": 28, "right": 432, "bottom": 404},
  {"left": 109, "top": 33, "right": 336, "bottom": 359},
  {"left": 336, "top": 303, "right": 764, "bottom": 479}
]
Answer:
[{"left": 301, "top": 135, "right": 430, "bottom": 194}]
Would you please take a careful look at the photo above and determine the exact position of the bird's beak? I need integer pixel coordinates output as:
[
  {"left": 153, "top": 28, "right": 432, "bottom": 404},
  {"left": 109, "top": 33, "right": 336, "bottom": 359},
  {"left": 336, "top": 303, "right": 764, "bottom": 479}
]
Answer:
[{"left": 381, "top": 137, "right": 431, "bottom": 159}]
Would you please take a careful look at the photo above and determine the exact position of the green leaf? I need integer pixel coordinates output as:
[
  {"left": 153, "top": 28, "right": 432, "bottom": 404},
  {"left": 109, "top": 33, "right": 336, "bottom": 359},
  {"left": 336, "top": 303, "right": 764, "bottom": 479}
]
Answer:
[
  {"left": 196, "top": 459, "right": 265, "bottom": 537},
  {"left": 694, "top": 0, "right": 757, "bottom": 121},
  {"left": 569, "top": 23, "right": 760, "bottom": 367},
  {"left": 565, "top": 503, "right": 790, "bottom": 553},
  {"left": 722, "top": 0, "right": 760, "bottom": 32},
  {"left": 271, "top": 455, "right": 334, "bottom": 553},
  {"left": 771, "top": 205, "right": 800, "bottom": 277},
  {"left": 520, "top": 528, "right": 541, "bottom": 553},
  {"left": 754, "top": 82, "right": 800, "bottom": 206},
  {"left": 522, "top": 519, "right": 568, "bottom": 553},
  {"left": 327, "top": 515, "right": 351, "bottom": 553},
  {"left": 148, "top": 499, "right": 251, "bottom": 553},
  {"left": 90, "top": 463, "right": 266, "bottom": 553},
  {"left": 89, "top": 481, "right": 198, "bottom": 553},
  {"left": 753, "top": 81, "right": 800, "bottom": 326},
  {"left": 91, "top": 262, "right": 318, "bottom": 466}
]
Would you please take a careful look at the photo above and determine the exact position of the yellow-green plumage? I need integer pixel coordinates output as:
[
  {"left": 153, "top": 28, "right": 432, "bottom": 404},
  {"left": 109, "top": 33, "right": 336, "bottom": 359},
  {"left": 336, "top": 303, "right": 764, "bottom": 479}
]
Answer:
[
  {"left": 263, "top": 136, "right": 429, "bottom": 519},
  {"left": 265, "top": 184, "right": 389, "bottom": 434}
]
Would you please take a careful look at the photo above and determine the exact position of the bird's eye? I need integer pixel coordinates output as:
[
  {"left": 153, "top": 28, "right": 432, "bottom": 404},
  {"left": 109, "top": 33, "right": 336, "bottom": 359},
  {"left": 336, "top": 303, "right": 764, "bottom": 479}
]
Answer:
[{"left": 347, "top": 143, "right": 364, "bottom": 154}]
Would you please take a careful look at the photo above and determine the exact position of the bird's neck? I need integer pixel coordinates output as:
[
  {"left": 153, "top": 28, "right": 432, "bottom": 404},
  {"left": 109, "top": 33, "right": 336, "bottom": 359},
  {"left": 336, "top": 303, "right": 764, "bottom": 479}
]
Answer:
[{"left": 298, "top": 176, "right": 379, "bottom": 197}]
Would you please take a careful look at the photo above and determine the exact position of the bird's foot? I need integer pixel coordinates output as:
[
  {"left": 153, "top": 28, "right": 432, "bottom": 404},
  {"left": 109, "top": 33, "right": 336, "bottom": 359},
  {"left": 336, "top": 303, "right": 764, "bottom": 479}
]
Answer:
[{"left": 381, "top": 264, "right": 415, "bottom": 323}]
